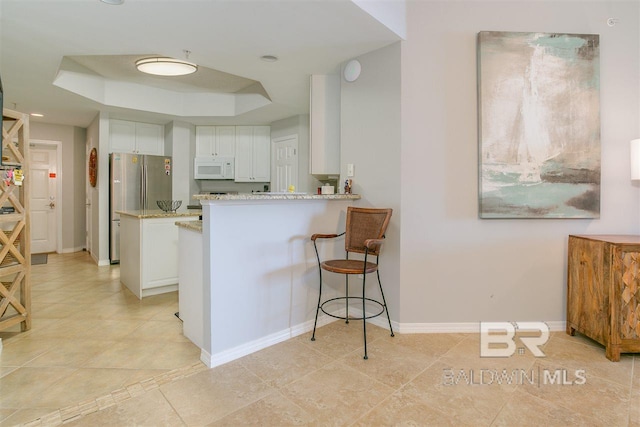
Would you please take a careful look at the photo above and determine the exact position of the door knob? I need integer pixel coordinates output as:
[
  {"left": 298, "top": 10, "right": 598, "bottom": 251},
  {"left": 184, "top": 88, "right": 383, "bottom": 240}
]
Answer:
[{"left": 49, "top": 202, "right": 55, "bottom": 209}]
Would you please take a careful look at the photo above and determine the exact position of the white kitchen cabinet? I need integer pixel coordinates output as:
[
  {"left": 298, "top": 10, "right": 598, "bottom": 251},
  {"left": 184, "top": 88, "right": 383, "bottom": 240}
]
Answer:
[
  {"left": 195, "top": 126, "right": 235, "bottom": 158},
  {"left": 235, "top": 126, "right": 270, "bottom": 182},
  {"left": 119, "top": 213, "right": 200, "bottom": 299},
  {"left": 309, "top": 74, "right": 340, "bottom": 175},
  {"left": 110, "top": 119, "right": 164, "bottom": 155}
]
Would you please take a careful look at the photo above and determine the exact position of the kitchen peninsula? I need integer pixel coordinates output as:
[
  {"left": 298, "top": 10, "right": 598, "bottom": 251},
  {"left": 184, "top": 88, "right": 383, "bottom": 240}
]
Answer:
[
  {"left": 118, "top": 209, "right": 201, "bottom": 299},
  {"left": 184, "top": 193, "right": 360, "bottom": 368}
]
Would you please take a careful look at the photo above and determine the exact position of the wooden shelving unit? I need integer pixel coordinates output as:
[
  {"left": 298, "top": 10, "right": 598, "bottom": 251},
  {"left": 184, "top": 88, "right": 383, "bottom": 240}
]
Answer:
[{"left": 0, "top": 108, "right": 31, "bottom": 333}]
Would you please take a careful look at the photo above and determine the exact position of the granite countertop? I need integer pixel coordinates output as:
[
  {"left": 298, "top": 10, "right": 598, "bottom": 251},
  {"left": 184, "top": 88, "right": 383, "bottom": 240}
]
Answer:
[
  {"left": 175, "top": 220, "right": 203, "bottom": 233},
  {"left": 117, "top": 209, "right": 202, "bottom": 219},
  {"left": 194, "top": 193, "right": 361, "bottom": 201}
]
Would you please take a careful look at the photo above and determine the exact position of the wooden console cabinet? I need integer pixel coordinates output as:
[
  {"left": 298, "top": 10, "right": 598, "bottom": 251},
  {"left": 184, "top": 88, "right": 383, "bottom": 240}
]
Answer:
[{"left": 566, "top": 235, "right": 640, "bottom": 361}]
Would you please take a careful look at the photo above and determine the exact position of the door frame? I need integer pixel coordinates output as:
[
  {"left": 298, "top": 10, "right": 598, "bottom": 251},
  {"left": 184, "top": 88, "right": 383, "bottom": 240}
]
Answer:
[{"left": 29, "top": 139, "right": 63, "bottom": 254}]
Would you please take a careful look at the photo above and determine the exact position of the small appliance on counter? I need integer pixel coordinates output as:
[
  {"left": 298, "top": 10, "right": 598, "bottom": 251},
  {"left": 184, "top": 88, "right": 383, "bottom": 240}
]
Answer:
[{"left": 321, "top": 183, "right": 335, "bottom": 195}]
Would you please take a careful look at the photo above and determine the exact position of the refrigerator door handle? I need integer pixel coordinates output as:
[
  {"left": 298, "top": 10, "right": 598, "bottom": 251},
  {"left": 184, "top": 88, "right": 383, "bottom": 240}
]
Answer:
[{"left": 141, "top": 162, "right": 146, "bottom": 210}]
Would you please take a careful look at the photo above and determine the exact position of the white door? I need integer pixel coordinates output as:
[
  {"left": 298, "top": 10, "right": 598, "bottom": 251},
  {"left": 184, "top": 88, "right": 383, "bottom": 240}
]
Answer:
[
  {"left": 272, "top": 135, "right": 298, "bottom": 193},
  {"left": 30, "top": 144, "right": 58, "bottom": 253}
]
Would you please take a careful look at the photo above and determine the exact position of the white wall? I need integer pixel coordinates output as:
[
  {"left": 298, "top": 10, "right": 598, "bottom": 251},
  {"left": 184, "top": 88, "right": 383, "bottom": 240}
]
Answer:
[
  {"left": 340, "top": 43, "right": 402, "bottom": 322},
  {"left": 398, "top": 1, "right": 640, "bottom": 325},
  {"left": 30, "top": 122, "right": 86, "bottom": 252}
]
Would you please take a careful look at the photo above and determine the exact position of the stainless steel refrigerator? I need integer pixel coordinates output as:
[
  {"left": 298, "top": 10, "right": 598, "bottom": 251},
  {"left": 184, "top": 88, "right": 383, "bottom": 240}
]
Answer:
[{"left": 109, "top": 152, "right": 172, "bottom": 263}]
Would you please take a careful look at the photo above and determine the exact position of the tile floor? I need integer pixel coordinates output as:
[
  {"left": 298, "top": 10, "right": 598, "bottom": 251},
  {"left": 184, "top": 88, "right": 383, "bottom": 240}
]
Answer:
[
  {"left": 2, "top": 251, "right": 640, "bottom": 426},
  {"left": 0, "top": 252, "right": 201, "bottom": 426}
]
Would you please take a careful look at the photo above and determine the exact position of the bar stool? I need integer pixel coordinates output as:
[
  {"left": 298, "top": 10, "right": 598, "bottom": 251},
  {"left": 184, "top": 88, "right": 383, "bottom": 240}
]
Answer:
[{"left": 310, "top": 206, "right": 394, "bottom": 359}]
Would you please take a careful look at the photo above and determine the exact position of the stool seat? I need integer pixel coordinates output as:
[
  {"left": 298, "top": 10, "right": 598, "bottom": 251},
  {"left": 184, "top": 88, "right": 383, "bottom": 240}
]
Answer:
[{"left": 321, "top": 259, "right": 378, "bottom": 274}]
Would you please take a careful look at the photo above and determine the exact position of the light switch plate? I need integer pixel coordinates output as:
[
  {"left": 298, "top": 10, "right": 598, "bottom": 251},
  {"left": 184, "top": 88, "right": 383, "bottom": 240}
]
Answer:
[{"left": 347, "top": 163, "right": 354, "bottom": 177}]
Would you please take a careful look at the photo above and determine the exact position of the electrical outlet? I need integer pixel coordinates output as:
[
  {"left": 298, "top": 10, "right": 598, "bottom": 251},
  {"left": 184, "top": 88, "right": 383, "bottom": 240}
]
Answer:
[{"left": 347, "top": 163, "right": 354, "bottom": 177}]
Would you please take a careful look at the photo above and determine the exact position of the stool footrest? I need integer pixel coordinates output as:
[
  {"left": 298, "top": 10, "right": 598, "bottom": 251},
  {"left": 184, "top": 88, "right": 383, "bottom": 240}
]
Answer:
[{"left": 319, "top": 296, "right": 385, "bottom": 321}]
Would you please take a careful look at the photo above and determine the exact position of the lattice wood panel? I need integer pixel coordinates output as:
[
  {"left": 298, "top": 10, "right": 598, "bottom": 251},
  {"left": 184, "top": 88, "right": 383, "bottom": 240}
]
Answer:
[
  {"left": 619, "top": 252, "right": 640, "bottom": 339},
  {"left": 0, "top": 108, "right": 31, "bottom": 332}
]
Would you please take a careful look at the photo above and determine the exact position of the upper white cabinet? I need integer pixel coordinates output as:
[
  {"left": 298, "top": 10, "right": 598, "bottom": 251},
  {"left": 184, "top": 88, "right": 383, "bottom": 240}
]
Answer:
[
  {"left": 195, "top": 126, "right": 236, "bottom": 158},
  {"left": 235, "top": 126, "right": 271, "bottom": 182},
  {"left": 110, "top": 120, "right": 164, "bottom": 155},
  {"left": 309, "top": 74, "right": 340, "bottom": 175}
]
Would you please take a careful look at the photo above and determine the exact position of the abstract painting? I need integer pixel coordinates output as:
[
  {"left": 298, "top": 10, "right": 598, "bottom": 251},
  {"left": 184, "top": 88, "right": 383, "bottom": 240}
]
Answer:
[{"left": 477, "top": 31, "right": 600, "bottom": 218}]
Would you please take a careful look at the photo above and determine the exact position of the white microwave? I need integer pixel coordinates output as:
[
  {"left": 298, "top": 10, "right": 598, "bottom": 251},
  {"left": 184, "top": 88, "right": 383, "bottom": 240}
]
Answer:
[{"left": 194, "top": 157, "right": 235, "bottom": 180}]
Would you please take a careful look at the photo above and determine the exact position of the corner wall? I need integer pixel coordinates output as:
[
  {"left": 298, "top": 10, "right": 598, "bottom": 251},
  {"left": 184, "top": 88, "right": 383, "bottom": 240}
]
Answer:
[{"left": 399, "top": 1, "right": 640, "bottom": 325}]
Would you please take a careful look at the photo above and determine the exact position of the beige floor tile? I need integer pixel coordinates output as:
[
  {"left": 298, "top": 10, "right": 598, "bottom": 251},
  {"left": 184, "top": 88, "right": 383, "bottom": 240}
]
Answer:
[
  {"left": 239, "top": 340, "right": 333, "bottom": 388},
  {"left": 0, "top": 408, "right": 17, "bottom": 425},
  {"left": 387, "top": 331, "right": 468, "bottom": 357},
  {"left": 0, "top": 366, "right": 17, "bottom": 379},
  {"left": 521, "top": 359, "right": 630, "bottom": 425},
  {"left": 24, "top": 339, "right": 116, "bottom": 368},
  {"left": 630, "top": 388, "right": 640, "bottom": 427},
  {"left": 28, "top": 302, "right": 77, "bottom": 320},
  {"left": 121, "top": 319, "right": 191, "bottom": 343},
  {"left": 541, "top": 336, "right": 634, "bottom": 387},
  {"left": 401, "top": 360, "right": 515, "bottom": 425},
  {"left": 0, "top": 337, "right": 59, "bottom": 367},
  {"left": 63, "top": 389, "right": 184, "bottom": 427},
  {"left": 342, "top": 337, "right": 436, "bottom": 388},
  {"left": 0, "top": 366, "right": 76, "bottom": 408},
  {"left": 0, "top": 407, "right": 58, "bottom": 427},
  {"left": 28, "top": 368, "right": 166, "bottom": 408},
  {"left": 150, "top": 303, "right": 183, "bottom": 320},
  {"left": 280, "top": 361, "right": 395, "bottom": 426},
  {"left": 492, "top": 388, "right": 601, "bottom": 426},
  {"left": 438, "top": 334, "right": 537, "bottom": 379},
  {"left": 81, "top": 340, "right": 200, "bottom": 370},
  {"left": 351, "top": 389, "right": 456, "bottom": 427},
  {"left": 160, "top": 361, "right": 274, "bottom": 425},
  {"left": 296, "top": 320, "right": 390, "bottom": 360},
  {"left": 208, "top": 391, "right": 317, "bottom": 426}
]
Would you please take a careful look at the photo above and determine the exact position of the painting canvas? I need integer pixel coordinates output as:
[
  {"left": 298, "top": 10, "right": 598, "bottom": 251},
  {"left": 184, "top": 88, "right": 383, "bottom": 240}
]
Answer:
[{"left": 478, "top": 31, "right": 600, "bottom": 218}]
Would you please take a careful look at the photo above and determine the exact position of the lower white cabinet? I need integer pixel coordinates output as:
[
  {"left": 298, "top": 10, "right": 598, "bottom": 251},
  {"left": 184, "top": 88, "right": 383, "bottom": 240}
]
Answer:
[
  {"left": 120, "top": 214, "right": 199, "bottom": 299},
  {"left": 235, "top": 126, "right": 270, "bottom": 182}
]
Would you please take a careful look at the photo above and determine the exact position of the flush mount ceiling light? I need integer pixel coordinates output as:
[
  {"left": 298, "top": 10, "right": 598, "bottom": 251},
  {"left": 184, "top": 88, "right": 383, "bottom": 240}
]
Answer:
[
  {"left": 100, "top": 0, "right": 124, "bottom": 4},
  {"left": 135, "top": 57, "right": 197, "bottom": 76},
  {"left": 260, "top": 55, "right": 278, "bottom": 62}
]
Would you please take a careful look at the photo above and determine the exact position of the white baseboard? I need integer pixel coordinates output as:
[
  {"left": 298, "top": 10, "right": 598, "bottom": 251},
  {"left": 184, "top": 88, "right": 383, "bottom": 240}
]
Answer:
[
  {"left": 395, "top": 320, "right": 566, "bottom": 334},
  {"left": 62, "top": 246, "right": 85, "bottom": 254},
  {"left": 200, "top": 312, "right": 341, "bottom": 369},
  {"left": 198, "top": 308, "right": 566, "bottom": 368}
]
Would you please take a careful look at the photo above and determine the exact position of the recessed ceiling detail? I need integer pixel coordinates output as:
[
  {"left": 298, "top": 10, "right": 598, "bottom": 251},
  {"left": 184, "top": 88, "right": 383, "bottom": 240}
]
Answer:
[{"left": 53, "top": 55, "right": 272, "bottom": 117}]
